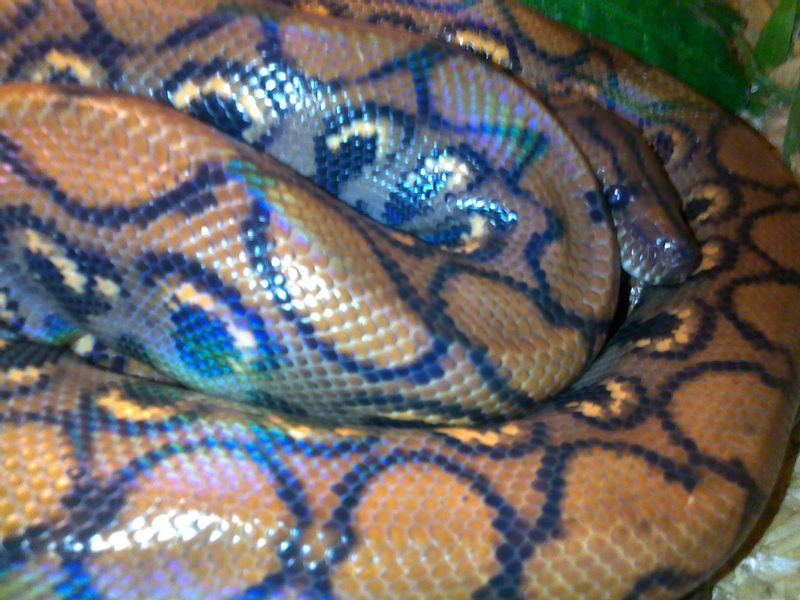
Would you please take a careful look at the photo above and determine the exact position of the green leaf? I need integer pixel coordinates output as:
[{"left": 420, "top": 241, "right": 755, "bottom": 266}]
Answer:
[
  {"left": 687, "top": 0, "right": 744, "bottom": 37},
  {"left": 754, "top": 0, "right": 798, "bottom": 71},
  {"left": 522, "top": 0, "right": 750, "bottom": 112}
]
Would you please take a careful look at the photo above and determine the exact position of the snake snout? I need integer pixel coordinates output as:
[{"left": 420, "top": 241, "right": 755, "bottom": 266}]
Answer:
[
  {"left": 619, "top": 203, "right": 702, "bottom": 285},
  {"left": 655, "top": 235, "right": 702, "bottom": 285}
]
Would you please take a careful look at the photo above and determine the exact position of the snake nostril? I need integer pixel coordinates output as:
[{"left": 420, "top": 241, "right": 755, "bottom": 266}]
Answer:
[{"left": 662, "top": 238, "right": 702, "bottom": 280}]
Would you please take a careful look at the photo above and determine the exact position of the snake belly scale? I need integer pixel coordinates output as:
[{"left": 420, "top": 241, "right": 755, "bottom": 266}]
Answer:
[{"left": 0, "top": 1, "right": 798, "bottom": 598}]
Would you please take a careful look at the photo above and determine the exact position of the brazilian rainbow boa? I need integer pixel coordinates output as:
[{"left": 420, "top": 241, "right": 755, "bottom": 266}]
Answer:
[{"left": 0, "top": 0, "right": 798, "bottom": 598}]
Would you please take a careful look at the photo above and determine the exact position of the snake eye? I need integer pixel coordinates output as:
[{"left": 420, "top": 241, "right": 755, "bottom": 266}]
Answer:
[{"left": 607, "top": 184, "right": 634, "bottom": 209}]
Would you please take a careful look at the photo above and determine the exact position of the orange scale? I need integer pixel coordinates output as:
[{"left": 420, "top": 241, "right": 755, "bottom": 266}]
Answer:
[
  {"left": 0, "top": 421, "right": 75, "bottom": 539},
  {"left": 715, "top": 123, "right": 797, "bottom": 187},
  {"left": 732, "top": 282, "right": 800, "bottom": 357},
  {"left": 749, "top": 210, "right": 800, "bottom": 273},
  {"left": 330, "top": 463, "right": 502, "bottom": 599},
  {"left": 521, "top": 448, "right": 748, "bottom": 598},
  {"left": 84, "top": 447, "right": 298, "bottom": 599},
  {"left": 670, "top": 370, "right": 793, "bottom": 490}
]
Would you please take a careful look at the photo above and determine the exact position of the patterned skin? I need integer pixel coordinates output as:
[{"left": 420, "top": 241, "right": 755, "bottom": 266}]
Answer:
[{"left": 0, "top": 2, "right": 798, "bottom": 600}]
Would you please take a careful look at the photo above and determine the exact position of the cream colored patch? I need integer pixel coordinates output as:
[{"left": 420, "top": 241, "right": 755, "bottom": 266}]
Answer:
[
  {"left": 697, "top": 240, "right": 724, "bottom": 273},
  {"left": 688, "top": 184, "right": 731, "bottom": 222},
  {"left": 170, "top": 80, "right": 202, "bottom": 110},
  {"left": 6, "top": 366, "right": 41, "bottom": 386},
  {"left": 437, "top": 423, "right": 521, "bottom": 446},
  {"left": 95, "top": 276, "right": 120, "bottom": 299},
  {"left": 454, "top": 214, "right": 489, "bottom": 254},
  {"left": 71, "top": 333, "right": 97, "bottom": 357},
  {"left": 569, "top": 378, "right": 635, "bottom": 419},
  {"left": 43, "top": 49, "right": 94, "bottom": 84},
  {"left": 454, "top": 30, "right": 511, "bottom": 69},
  {"left": 333, "top": 426, "right": 369, "bottom": 437},
  {"left": 574, "top": 82, "right": 602, "bottom": 103},
  {"left": 571, "top": 399, "right": 605, "bottom": 419},
  {"left": 52, "top": 256, "right": 86, "bottom": 294},
  {"left": 97, "top": 387, "right": 176, "bottom": 422},
  {"left": 606, "top": 379, "right": 634, "bottom": 410},
  {"left": 654, "top": 308, "right": 694, "bottom": 351},
  {"left": 296, "top": 1, "right": 330, "bottom": 15},
  {"left": 414, "top": 155, "right": 472, "bottom": 194},
  {"left": 387, "top": 230, "right": 418, "bottom": 246},
  {"left": 644, "top": 124, "right": 690, "bottom": 168},
  {"left": 173, "top": 282, "right": 217, "bottom": 312},
  {"left": 0, "top": 291, "right": 14, "bottom": 322},
  {"left": 169, "top": 283, "right": 258, "bottom": 352},
  {"left": 326, "top": 119, "right": 392, "bottom": 160},
  {"left": 24, "top": 230, "right": 87, "bottom": 294},
  {"left": 385, "top": 410, "right": 471, "bottom": 426},
  {"left": 170, "top": 75, "right": 275, "bottom": 143},
  {"left": 264, "top": 413, "right": 319, "bottom": 440}
]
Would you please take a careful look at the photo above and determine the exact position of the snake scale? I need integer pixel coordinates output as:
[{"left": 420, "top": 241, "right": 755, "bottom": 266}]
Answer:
[{"left": 0, "top": 0, "right": 798, "bottom": 598}]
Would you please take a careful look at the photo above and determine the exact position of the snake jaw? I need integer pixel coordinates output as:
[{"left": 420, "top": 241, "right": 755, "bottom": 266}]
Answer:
[{"left": 618, "top": 215, "right": 702, "bottom": 285}]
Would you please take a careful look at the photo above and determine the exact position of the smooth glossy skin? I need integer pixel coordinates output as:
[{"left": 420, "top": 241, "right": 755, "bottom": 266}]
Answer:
[
  {"left": 0, "top": 1, "right": 798, "bottom": 599},
  {"left": 549, "top": 96, "right": 701, "bottom": 283},
  {"left": 281, "top": 0, "right": 704, "bottom": 284}
]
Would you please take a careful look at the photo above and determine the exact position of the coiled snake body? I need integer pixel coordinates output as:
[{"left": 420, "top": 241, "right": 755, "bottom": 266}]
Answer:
[{"left": 0, "top": 1, "right": 798, "bottom": 598}]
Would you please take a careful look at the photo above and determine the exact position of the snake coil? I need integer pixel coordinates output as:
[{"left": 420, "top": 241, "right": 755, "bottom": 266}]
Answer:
[{"left": 0, "top": 1, "right": 798, "bottom": 598}]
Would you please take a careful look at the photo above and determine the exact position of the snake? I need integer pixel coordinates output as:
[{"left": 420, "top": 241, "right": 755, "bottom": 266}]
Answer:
[{"left": 0, "top": 0, "right": 798, "bottom": 598}]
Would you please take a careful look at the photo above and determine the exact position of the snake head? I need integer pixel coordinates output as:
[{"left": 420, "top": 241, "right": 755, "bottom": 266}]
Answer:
[{"left": 609, "top": 183, "right": 702, "bottom": 285}]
